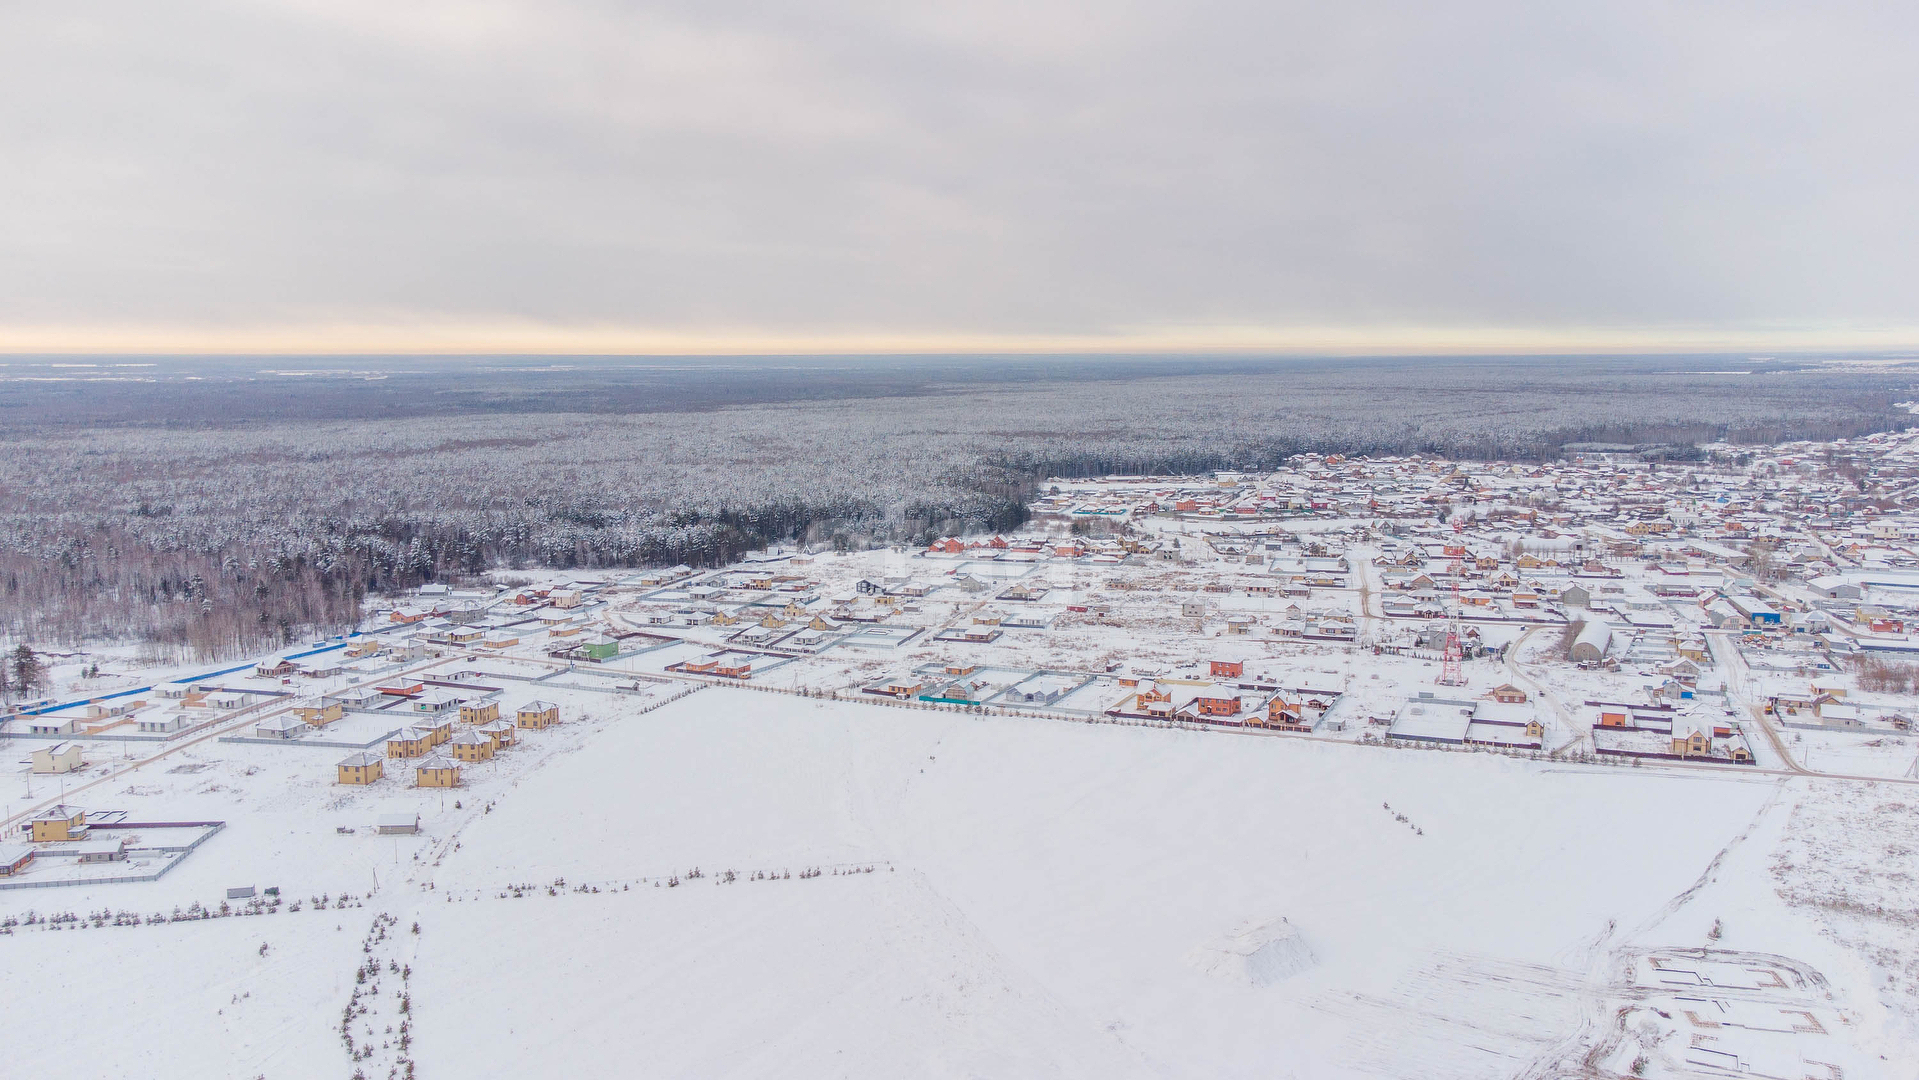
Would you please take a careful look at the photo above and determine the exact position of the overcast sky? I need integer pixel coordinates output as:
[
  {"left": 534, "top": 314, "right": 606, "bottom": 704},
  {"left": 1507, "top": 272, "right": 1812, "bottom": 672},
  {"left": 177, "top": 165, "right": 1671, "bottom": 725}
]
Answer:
[{"left": 3, "top": 1, "right": 1917, "bottom": 352}]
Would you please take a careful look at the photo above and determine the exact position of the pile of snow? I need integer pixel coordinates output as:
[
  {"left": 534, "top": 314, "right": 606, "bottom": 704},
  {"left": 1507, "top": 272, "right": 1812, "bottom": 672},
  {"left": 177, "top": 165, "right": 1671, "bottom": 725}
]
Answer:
[{"left": 1185, "top": 917, "right": 1317, "bottom": 986}]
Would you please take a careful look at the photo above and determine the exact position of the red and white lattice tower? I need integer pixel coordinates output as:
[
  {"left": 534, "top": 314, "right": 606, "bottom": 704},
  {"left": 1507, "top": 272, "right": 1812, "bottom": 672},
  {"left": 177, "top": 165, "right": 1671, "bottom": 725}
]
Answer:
[{"left": 1437, "top": 560, "right": 1467, "bottom": 686}]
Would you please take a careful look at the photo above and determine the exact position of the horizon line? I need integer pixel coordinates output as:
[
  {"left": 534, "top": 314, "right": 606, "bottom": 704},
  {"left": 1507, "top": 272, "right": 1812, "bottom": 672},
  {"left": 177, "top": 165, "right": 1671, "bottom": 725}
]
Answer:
[{"left": 3, "top": 322, "right": 1919, "bottom": 357}]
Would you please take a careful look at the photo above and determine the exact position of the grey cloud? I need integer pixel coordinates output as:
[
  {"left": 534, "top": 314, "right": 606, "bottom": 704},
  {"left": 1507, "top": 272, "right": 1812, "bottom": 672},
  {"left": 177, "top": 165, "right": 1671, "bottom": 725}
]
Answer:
[{"left": 2, "top": 0, "right": 1916, "bottom": 338}]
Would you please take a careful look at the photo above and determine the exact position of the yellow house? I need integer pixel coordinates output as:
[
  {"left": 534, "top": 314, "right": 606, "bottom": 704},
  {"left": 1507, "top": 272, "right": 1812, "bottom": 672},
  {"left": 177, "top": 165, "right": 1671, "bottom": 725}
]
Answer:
[
  {"left": 449, "top": 730, "right": 495, "bottom": 763},
  {"left": 31, "top": 805, "right": 89, "bottom": 842},
  {"left": 420, "top": 717, "right": 455, "bottom": 746},
  {"left": 517, "top": 700, "right": 559, "bottom": 729},
  {"left": 459, "top": 700, "right": 501, "bottom": 725},
  {"left": 415, "top": 756, "right": 461, "bottom": 788},
  {"left": 386, "top": 728, "right": 432, "bottom": 758},
  {"left": 337, "top": 752, "right": 384, "bottom": 784},
  {"left": 31, "top": 742, "right": 85, "bottom": 774},
  {"left": 294, "top": 701, "right": 345, "bottom": 727},
  {"left": 1671, "top": 724, "right": 1712, "bottom": 758},
  {"left": 478, "top": 720, "right": 516, "bottom": 748}
]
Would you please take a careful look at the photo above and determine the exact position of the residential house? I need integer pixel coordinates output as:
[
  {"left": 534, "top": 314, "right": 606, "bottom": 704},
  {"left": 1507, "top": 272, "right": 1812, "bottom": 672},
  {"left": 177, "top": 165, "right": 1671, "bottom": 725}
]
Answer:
[
  {"left": 337, "top": 752, "right": 384, "bottom": 785},
  {"left": 386, "top": 728, "right": 433, "bottom": 759},
  {"left": 517, "top": 701, "right": 559, "bottom": 729},
  {"left": 254, "top": 715, "right": 307, "bottom": 739},
  {"left": 30, "top": 742, "right": 84, "bottom": 774},
  {"left": 449, "top": 730, "right": 495, "bottom": 763},
  {"left": 415, "top": 756, "right": 461, "bottom": 788},
  {"left": 30, "top": 805, "right": 89, "bottom": 842},
  {"left": 294, "top": 701, "right": 345, "bottom": 727}
]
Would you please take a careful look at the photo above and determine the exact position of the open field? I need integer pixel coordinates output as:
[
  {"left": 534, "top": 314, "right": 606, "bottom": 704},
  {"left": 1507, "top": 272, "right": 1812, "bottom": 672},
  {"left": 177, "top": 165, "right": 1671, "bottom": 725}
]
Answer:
[{"left": 6, "top": 689, "right": 1903, "bottom": 1078}]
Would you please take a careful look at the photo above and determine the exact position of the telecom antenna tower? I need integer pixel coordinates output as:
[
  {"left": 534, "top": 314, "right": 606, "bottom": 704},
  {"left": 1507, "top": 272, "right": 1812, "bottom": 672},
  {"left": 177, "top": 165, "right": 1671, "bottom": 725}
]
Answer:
[{"left": 1437, "top": 561, "right": 1467, "bottom": 687}]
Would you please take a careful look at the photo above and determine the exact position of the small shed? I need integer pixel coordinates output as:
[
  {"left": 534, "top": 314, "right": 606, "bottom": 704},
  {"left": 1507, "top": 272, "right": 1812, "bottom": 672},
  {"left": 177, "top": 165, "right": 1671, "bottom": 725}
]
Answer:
[
  {"left": 375, "top": 812, "right": 420, "bottom": 835},
  {"left": 74, "top": 837, "right": 127, "bottom": 863}
]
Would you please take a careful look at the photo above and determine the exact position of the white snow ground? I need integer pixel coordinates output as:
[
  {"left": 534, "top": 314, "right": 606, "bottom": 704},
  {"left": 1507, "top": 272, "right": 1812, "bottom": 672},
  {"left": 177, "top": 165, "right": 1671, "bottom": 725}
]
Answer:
[{"left": 2, "top": 689, "right": 1909, "bottom": 1079}]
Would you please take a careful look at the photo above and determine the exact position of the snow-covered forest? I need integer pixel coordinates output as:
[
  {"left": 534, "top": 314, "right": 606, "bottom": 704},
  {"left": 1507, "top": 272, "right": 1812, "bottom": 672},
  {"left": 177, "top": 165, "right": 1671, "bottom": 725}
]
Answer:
[{"left": 0, "top": 359, "right": 1906, "bottom": 657}]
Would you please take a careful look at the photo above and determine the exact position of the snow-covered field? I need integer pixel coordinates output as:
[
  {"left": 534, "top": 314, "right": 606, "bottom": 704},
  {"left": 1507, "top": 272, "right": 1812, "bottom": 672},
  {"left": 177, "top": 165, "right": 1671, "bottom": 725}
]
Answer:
[{"left": 1, "top": 688, "right": 1911, "bottom": 1078}]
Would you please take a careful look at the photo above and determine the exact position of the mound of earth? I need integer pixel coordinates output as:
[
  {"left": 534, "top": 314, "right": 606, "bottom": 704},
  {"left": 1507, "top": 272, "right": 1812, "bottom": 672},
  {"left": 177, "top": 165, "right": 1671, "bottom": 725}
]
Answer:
[{"left": 1185, "top": 918, "right": 1318, "bottom": 986}]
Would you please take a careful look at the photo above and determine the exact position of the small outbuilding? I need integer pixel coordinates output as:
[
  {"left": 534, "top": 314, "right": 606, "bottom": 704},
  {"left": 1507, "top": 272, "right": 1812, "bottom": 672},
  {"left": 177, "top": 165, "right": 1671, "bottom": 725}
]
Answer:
[
  {"left": 375, "top": 812, "right": 420, "bottom": 835},
  {"left": 255, "top": 715, "right": 307, "bottom": 739},
  {"left": 0, "top": 844, "right": 35, "bottom": 876}
]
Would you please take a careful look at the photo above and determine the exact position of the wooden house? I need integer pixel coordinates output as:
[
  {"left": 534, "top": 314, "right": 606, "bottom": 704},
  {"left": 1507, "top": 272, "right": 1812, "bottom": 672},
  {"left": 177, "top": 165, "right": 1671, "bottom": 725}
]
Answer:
[{"left": 1490, "top": 684, "right": 1529, "bottom": 704}]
